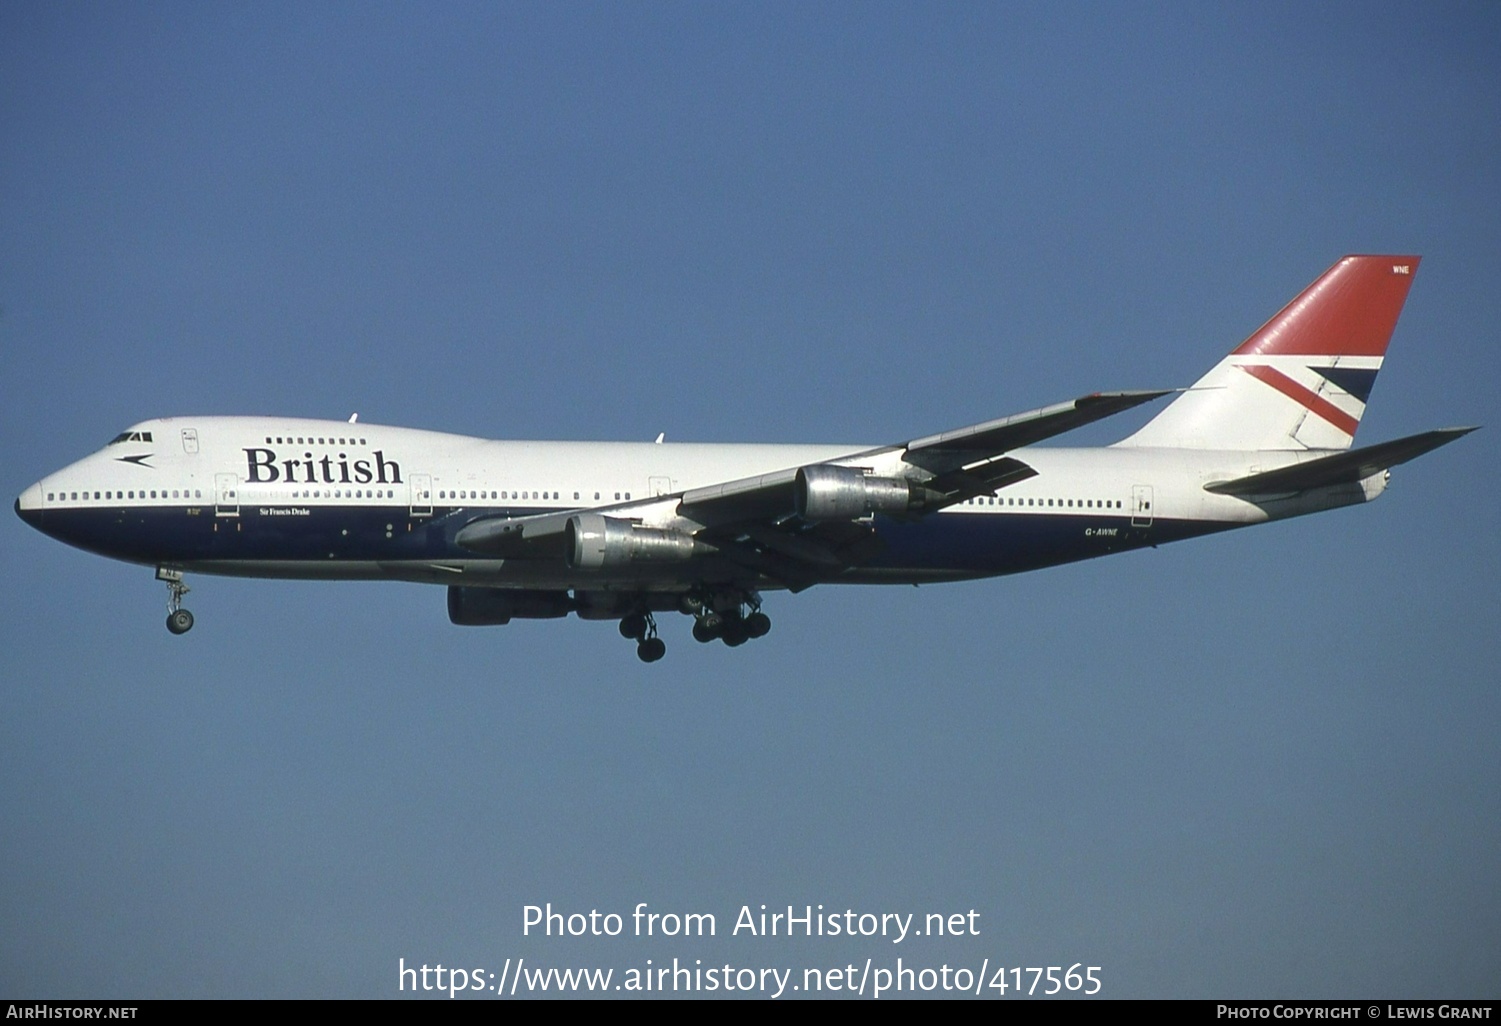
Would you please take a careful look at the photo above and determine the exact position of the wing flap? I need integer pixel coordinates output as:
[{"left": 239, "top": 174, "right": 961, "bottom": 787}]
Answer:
[
  {"left": 923, "top": 455, "right": 1039, "bottom": 502},
  {"left": 704, "top": 520, "right": 884, "bottom": 590}
]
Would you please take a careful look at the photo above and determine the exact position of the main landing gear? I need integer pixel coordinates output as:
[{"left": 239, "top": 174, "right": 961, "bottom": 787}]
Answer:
[
  {"left": 157, "top": 567, "right": 194, "bottom": 635},
  {"left": 614, "top": 589, "right": 773, "bottom": 662},
  {"left": 619, "top": 611, "right": 666, "bottom": 663},
  {"left": 685, "top": 590, "right": 771, "bottom": 648}
]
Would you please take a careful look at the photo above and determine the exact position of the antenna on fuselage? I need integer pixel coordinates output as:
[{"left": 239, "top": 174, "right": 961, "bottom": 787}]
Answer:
[{"left": 349, "top": 413, "right": 359, "bottom": 423}]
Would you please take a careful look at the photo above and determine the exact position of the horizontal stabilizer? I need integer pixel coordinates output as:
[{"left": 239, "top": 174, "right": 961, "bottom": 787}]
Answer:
[{"left": 1204, "top": 427, "right": 1477, "bottom": 496}]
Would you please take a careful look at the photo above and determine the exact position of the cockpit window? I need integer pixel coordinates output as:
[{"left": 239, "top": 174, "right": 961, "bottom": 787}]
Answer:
[{"left": 107, "top": 431, "right": 153, "bottom": 445}]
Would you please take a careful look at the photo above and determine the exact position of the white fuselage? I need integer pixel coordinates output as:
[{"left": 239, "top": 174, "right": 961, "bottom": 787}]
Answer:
[{"left": 16, "top": 415, "right": 1375, "bottom": 592}]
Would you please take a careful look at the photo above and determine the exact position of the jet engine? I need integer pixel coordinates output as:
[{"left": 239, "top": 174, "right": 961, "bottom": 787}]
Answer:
[
  {"left": 565, "top": 513, "right": 705, "bottom": 570},
  {"left": 794, "top": 465, "right": 915, "bottom": 520}
]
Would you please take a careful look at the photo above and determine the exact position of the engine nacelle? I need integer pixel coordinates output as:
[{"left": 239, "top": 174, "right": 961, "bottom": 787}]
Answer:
[
  {"left": 565, "top": 513, "right": 703, "bottom": 570},
  {"left": 447, "top": 586, "right": 575, "bottom": 626},
  {"left": 794, "top": 465, "right": 914, "bottom": 520}
]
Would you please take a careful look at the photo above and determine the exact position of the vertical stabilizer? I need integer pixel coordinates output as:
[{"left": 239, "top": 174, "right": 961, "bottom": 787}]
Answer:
[{"left": 1117, "top": 255, "right": 1420, "bottom": 451}]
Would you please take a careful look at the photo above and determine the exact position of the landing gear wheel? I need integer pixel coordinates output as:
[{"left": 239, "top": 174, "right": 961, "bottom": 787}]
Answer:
[
  {"left": 744, "top": 611, "right": 771, "bottom": 638},
  {"left": 158, "top": 567, "right": 193, "bottom": 636},
  {"left": 720, "top": 618, "right": 749, "bottom": 647},
  {"left": 624, "top": 610, "right": 662, "bottom": 660},
  {"left": 692, "top": 613, "right": 722, "bottom": 643}
]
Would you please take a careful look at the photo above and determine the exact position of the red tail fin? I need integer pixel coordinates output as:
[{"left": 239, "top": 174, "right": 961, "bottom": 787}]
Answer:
[{"left": 1234, "top": 255, "right": 1419, "bottom": 357}]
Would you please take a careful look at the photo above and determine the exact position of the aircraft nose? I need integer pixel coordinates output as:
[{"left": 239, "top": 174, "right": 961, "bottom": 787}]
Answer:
[{"left": 15, "top": 482, "right": 44, "bottom": 529}]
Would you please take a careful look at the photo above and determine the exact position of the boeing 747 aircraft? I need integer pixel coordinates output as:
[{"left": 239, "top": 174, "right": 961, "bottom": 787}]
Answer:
[{"left": 15, "top": 255, "right": 1473, "bottom": 660}]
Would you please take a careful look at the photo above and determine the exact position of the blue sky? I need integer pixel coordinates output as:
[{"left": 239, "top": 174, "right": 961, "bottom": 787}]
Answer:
[{"left": 2, "top": 2, "right": 1497, "bottom": 999}]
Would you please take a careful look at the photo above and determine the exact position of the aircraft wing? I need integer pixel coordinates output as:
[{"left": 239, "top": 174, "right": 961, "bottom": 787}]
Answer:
[
  {"left": 674, "top": 390, "right": 1169, "bottom": 587},
  {"left": 1203, "top": 427, "right": 1477, "bottom": 496},
  {"left": 456, "top": 390, "right": 1170, "bottom": 585},
  {"left": 900, "top": 390, "right": 1173, "bottom": 473},
  {"left": 897, "top": 389, "right": 1171, "bottom": 496},
  {"left": 679, "top": 390, "right": 1170, "bottom": 524},
  {"left": 454, "top": 508, "right": 575, "bottom": 557}
]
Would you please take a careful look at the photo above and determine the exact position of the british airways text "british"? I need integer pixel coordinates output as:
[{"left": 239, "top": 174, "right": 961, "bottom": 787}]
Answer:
[{"left": 243, "top": 448, "right": 403, "bottom": 485}]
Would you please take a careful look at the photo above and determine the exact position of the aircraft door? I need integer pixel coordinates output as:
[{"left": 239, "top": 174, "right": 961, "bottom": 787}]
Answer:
[
  {"left": 649, "top": 475, "right": 672, "bottom": 497},
  {"left": 215, "top": 473, "right": 239, "bottom": 517},
  {"left": 409, "top": 474, "right": 432, "bottom": 517},
  {"left": 1131, "top": 485, "right": 1154, "bottom": 527}
]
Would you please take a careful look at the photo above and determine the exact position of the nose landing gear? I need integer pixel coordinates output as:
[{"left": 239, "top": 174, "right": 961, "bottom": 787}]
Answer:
[{"left": 157, "top": 567, "right": 194, "bottom": 635}]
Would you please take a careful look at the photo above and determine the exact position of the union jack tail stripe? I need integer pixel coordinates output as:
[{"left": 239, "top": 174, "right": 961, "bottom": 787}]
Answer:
[{"left": 1239, "top": 364, "right": 1361, "bottom": 437}]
